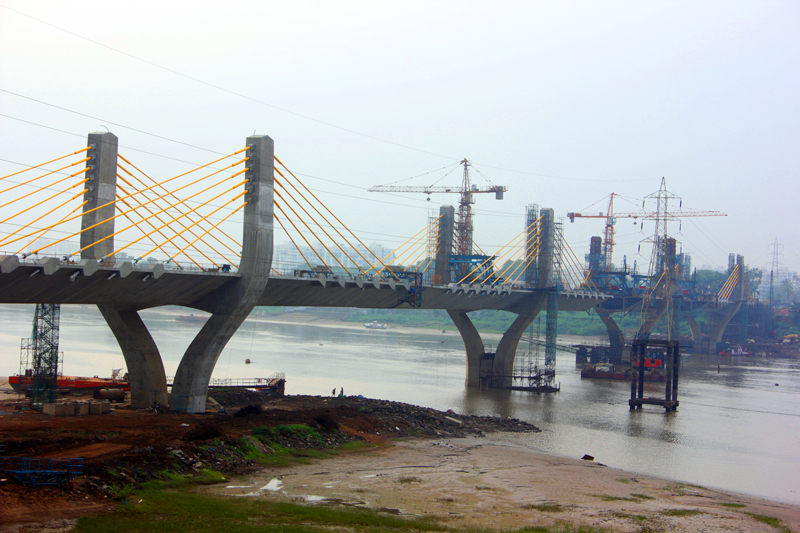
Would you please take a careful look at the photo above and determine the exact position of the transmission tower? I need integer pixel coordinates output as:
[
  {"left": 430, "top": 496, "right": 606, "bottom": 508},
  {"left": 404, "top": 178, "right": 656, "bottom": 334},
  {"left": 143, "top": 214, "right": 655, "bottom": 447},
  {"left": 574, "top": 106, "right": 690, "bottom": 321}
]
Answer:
[{"left": 767, "top": 239, "right": 784, "bottom": 334}]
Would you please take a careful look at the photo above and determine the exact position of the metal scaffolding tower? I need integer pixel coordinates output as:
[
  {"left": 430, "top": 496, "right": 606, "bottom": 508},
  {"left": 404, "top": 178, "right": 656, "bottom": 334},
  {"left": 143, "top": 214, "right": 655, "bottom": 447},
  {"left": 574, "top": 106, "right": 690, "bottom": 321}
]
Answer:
[{"left": 19, "top": 304, "right": 62, "bottom": 409}]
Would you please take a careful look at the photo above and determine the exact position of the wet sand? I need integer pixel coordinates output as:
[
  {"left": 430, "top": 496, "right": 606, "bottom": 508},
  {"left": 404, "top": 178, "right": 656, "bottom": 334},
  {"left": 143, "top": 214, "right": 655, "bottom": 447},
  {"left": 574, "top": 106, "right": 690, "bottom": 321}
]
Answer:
[{"left": 213, "top": 434, "right": 800, "bottom": 533}]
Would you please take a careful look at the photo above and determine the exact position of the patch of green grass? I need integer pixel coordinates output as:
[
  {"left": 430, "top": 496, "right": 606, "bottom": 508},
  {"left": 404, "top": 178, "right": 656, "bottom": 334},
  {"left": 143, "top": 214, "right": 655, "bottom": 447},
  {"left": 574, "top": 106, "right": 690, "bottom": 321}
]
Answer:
[
  {"left": 616, "top": 478, "right": 632, "bottom": 484},
  {"left": 141, "top": 469, "right": 225, "bottom": 490},
  {"left": 110, "top": 484, "right": 135, "bottom": 501},
  {"left": 475, "top": 485, "right": 494, "bottom": 491},
  {"left": 720, "top": 502, "right": 746, "bottom": 508},
  {"left": 74, "top": 489, "right": 454, "bottom": 533},
  {"left": 743, "top": 512, "right": 791, "bottom": 532},
  {"left": 611, "top": 512, "right": 650, "bottom": 521},
  {"left": 252, "top": 423, "right": 325, "bottom": 446},
  {"left": 593, "top": 494, "right": 639, "bottom": 502},
  {"left": 662, "top": 482, "right": 702, "bottom": 495},
  {"left": 521, "top": 503, "right": 564, "bottom": 513},
  {"left": 630, "top": 493, "right": 655, "bottom": 500},
  {"left": 398, "top": 476, "right": 423, "bottom": 483},
  {"left": 661, "top": 509, "right": 703, "bottom": 517}
]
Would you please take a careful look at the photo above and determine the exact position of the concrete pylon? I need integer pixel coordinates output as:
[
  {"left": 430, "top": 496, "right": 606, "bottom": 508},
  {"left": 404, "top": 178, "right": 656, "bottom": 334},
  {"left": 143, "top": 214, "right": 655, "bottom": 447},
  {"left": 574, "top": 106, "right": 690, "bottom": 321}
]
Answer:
[
  {"left": 707, "top": 255, "right": 747, "bottom": 352},
  {"left": 168, "top": 135, "right": 274, "bottom": 413},
  {"left": 81, "top": 132, "right": 170, "bottom": 409},
  {"left": 80, "top": 132, "right": 118, "bottom": 260},
  {"left": 434, "top": 205, "right": 455, "bottom": 285}
]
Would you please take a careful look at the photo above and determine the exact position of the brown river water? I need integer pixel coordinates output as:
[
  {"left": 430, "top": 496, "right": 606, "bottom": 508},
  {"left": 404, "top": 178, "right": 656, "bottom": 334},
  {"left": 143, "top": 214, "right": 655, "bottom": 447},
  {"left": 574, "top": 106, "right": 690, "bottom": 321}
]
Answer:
[{"left": 1, "top": 304, "right": 798, "bottom": 505}]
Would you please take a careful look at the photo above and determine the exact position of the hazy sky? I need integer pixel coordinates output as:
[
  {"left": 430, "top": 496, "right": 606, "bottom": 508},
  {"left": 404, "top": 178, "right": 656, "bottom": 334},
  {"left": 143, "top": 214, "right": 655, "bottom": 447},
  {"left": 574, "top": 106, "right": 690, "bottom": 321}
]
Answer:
[{"left": 1, "top": 1, "right": 798, "bottom": 276}]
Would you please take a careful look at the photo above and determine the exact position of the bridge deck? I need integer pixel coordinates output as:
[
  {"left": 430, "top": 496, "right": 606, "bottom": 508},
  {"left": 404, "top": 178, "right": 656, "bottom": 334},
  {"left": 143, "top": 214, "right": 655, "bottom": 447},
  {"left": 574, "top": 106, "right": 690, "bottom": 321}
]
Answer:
[{"left": 0, "top": 255, "right": 605, "bottom": 313}]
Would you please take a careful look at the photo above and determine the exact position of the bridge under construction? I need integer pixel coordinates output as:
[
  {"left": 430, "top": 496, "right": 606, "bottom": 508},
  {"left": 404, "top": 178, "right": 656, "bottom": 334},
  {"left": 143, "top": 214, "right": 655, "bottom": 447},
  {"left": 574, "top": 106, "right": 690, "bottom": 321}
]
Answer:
[{"left": 1, "top": 131, "right": 605, "bottom": 413}]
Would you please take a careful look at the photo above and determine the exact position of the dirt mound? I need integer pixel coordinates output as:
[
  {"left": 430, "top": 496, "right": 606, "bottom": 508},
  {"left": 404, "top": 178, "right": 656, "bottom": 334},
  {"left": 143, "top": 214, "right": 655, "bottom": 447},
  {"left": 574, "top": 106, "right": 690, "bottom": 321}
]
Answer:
[{"left": 0, "top": 394, "right": 539, "bottom": 530}]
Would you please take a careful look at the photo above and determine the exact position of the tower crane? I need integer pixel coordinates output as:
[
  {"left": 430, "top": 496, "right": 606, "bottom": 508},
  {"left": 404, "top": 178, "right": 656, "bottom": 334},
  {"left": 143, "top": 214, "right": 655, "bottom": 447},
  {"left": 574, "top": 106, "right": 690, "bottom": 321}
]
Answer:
[
  {"left": 568, "top": 181, "right": 727, "bottom": 272},
  {"left": 369, "top": 159, "right": 507, "bottom": 256}
]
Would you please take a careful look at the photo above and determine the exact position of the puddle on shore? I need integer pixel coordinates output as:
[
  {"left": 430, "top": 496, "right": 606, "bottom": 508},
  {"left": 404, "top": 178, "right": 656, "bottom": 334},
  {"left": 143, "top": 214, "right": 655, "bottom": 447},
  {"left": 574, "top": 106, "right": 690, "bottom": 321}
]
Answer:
[{"left": 261, "top": 479, "right": 284, "bottom": 491}]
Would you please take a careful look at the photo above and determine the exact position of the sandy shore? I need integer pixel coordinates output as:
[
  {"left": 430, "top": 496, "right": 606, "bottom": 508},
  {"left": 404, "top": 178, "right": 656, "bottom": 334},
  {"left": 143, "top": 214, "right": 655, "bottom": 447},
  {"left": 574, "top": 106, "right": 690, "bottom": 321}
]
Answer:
[{"left": 214, "top": 434, "right": 799, "bottom": 533}]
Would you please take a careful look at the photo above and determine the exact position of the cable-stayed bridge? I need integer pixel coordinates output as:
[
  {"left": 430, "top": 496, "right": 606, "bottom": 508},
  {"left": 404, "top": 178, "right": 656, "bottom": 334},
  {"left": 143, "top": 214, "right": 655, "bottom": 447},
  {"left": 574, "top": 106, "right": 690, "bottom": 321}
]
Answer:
[{"left": 0, "top": 132, "right": 605, "bottom": 413}]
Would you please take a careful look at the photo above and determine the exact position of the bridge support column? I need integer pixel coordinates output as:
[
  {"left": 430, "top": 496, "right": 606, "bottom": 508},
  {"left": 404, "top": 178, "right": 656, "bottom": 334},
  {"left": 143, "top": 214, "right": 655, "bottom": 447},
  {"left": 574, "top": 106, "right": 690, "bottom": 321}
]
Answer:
[
  {"left": 596, "top": 312, "right": 624, "bottom": 363},
  {"left": 98, "top": 306, "right": 168, "bottom": 408},
  {"left": 494, "top": 307, "right": 543, "bottom": 388},
  {"left": 447, "top": 310, "right": 484, "bottom": 388},
  {"left": 169, "top": 135, "right": 274, "bottom": 414},
  {"left": 449, "top": 299, "right": 545, "bottom": 389},
  {"left": 684, "top": 315, "right": 707, "bottom": 353}
]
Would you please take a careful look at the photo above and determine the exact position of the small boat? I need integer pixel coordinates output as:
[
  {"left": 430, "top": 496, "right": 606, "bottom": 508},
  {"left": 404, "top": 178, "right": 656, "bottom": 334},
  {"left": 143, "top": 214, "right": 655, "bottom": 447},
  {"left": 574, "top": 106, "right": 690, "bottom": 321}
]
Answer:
[
  {"left": 9, "top": 371, "right": 129, "bottom": 394},
  {"left": 364, "top": 320, "right": 387, "bottom": 330},
  {"left": 719, "top": 346, "right": 751, "bottom": 356},
  {"left": 581, "top": 362, "right": 666, "bottom": 382},
  {"left": 176, "top": 314, "right": 208, "bottom": 323}
]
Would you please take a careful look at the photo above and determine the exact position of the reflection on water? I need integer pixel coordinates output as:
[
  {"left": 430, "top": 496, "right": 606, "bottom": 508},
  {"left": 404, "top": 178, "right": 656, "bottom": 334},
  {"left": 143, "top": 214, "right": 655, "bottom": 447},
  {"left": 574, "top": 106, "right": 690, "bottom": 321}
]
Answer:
[{"left": 1, "top": 304, "right": 799, "bottom": 504}]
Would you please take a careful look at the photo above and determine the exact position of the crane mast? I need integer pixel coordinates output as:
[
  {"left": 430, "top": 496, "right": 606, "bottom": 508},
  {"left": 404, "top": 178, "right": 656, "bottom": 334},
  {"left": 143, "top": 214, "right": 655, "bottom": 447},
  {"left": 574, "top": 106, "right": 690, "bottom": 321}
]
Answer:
[{"left": 369, "top": 159, "right": 507, "bottom": 257}]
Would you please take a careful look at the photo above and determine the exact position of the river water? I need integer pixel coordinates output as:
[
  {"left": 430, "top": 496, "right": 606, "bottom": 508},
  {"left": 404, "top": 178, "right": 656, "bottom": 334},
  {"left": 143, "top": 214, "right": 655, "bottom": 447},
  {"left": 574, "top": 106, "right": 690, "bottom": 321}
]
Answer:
[{"left": 1, "top": 304, "right": 798, "bottom": 505}]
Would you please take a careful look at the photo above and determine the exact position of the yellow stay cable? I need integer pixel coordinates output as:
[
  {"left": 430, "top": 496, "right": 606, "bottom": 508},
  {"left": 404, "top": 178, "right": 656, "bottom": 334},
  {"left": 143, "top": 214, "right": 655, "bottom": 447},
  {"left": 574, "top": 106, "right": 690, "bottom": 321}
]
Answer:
[
  {"left": 274, "top": 157, "right": 397, "bottom": 280},
  {"left": 0, "top": 175, "right": 89, "bottom": 243},
  {"left": 12, "top": 193, "right": 88, "bottom": 255},
  {"left": 403, "top": 233, "right": 436, "bottom": 271},
  {"left": 719, "top": 265, "right": 739, "bottom": 299},
  {"left": 458, "top": 216, "right": 542, "bottom": 284},
  {"left": 111, "top": 189, "right": 194, "bottom": 268},
  {"left": 273, "top": 188, "right": 349, "bottom": 273},
  {"left": 118, "top": 154, "right": 244, "bottom": 260},
  {"left": 115, "top": 182, "right": 204, "bottom": 270},
  {"left": 419, "top": 241, "right": 441, "bottom": 275},
  {"left": 274, "top": 214, "right": 314, "bottom": 272},
  {"left": 364, "top": 215, "right": 443, "bottom": 275},
  {"left": 472, "top": 220, "right": 542, "bottom": 284},
  {"left": 0, "top": 164, "right": 90, "bottom": 212},
  {"left": 394, "top": 228, "right": 431, "bottom": 267},
  {"left": 274, "top": 200, "right": 327, "bottom": 268},
  {"left": 144, "top": 194, "right": 247, "bottom": 267},
  {"left": 274, "top": 178, "right": 361, "bottom": 275},
  {"left": 274, "top": 169, "right": 373, "bottom": 274},
  {"left": 509, "top": 241, "right": 543, "bottom": 285},
  {"left": 475, "top": 228, "right": 539, "bottom": 285},
  {"left": 0, "top": 147, "right": 90, "bottom": 182},
  {"left": 116, "top": 169, "right": 231, "bottom": 267},
  {"left": 97, "top": 180, "right": 249, "bottom": 261},
  {"left": 502, "top": 235, "right": 543, "bottom": 283},
  {"left": 25, "top": 159, "right": 248, "bottom": 257}
]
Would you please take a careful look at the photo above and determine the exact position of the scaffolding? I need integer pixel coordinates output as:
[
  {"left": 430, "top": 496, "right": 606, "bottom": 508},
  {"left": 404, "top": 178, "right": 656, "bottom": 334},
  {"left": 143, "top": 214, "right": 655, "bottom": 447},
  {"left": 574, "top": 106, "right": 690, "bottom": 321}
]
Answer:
[
  {"left": 19, "top": 304, "right": 62, "bottom": 409},
  {"left": 510, "top": 319, "right": 559, "bottom": 392}
]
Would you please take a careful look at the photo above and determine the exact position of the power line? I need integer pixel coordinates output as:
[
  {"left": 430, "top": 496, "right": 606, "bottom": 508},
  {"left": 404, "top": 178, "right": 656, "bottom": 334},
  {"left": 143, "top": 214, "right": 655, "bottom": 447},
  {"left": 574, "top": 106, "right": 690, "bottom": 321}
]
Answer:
[{"left": 2, "top": 4, "right": 670, "bottom": 185}]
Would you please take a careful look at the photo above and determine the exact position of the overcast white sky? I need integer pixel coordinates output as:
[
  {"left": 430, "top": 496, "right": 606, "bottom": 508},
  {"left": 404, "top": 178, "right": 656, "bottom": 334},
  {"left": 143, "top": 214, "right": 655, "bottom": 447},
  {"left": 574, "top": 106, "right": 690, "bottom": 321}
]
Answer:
[{"left": 1, "top": 1, "right": 798, "bottom": 276}]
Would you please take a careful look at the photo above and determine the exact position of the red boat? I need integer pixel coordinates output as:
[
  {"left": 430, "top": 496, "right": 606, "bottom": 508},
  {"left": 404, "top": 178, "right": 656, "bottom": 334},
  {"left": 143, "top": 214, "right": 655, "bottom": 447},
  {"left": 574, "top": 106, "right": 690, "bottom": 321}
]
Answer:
[
  {"left": 581, "top": 363, "right": 666, "bottom": 382},
  {"left": 9, "top": 371, "right": 129, "bottom": 394}
]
